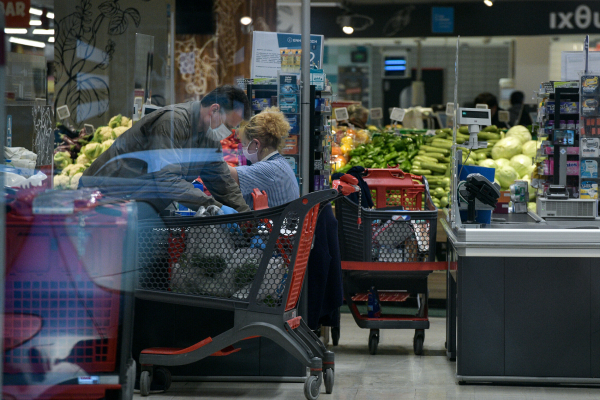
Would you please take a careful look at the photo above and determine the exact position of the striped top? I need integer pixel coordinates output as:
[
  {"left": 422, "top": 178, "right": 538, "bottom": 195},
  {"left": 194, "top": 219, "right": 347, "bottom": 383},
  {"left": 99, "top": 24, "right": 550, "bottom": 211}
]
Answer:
[{"left": 235, "top": 152, "right": 299, "bottom": 208}]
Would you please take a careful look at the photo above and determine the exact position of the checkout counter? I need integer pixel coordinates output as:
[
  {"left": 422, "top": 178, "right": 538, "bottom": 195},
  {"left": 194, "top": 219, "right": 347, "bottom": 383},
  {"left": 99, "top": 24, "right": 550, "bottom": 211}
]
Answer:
[{"left": 443, "top": 211, "right": 600, "bottom": 384}]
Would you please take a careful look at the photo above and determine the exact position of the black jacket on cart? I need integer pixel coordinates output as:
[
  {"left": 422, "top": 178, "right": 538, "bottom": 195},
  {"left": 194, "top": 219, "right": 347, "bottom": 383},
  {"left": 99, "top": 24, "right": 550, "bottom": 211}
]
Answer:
[
  {"left": 332, "top": 166, "right": 374, "bottom": 209},
  {"left": 307, "top": 203, "right": 343, "bottom": 329}
]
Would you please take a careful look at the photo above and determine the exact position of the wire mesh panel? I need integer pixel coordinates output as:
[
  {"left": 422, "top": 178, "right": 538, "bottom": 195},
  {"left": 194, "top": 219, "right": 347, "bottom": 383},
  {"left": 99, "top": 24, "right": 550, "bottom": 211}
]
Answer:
[{"left": 336, "top": 193, "right": 437, "bottom": 263}]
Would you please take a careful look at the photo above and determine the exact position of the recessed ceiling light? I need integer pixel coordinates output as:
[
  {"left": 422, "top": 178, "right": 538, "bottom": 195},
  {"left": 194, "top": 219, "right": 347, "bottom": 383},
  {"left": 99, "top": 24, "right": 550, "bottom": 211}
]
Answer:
[
  {"left": 9, "top": 37, "right": 46, "bottom": 48},
  {"left": 484, "top": 0, "right": 494, "bottom": 6},
  {"left": 47, "top": 12, "right": 54, "bottom": 19},
  {"left": 29, "top": 7, "right": 43, "bottom": 16},
  {"left": 5, "top": 28, "right": 28, "bottom": 34},
  {"left": 33, "top": 29, "right": 54, "bottom": 35},
  {"left": 29, "top": 20, "right": 42, "bottom": 26},
  {"left": 342, "top": 26, "right": 354, "bottom": 35},
  {"left": 240, "top": 16, "right": 252, "bottom": 25}
]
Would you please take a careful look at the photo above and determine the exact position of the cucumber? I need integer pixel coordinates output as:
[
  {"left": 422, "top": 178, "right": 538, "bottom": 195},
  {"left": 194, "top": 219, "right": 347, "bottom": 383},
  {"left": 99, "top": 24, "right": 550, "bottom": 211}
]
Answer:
[
  {"left": 458, "top": 126, "right": 469, "bottom": 135},
  {"left": 478, "top": 131, "right": 501, "bottom": 140},
  {"left": 431, "top": 139, "right": 453, "bottom": 149},
  {"left": 421, "top": 162, "right": 447, "bottom": 173},
  {"left": 418, "top": 150, "right": 427, "bottom": 155}
]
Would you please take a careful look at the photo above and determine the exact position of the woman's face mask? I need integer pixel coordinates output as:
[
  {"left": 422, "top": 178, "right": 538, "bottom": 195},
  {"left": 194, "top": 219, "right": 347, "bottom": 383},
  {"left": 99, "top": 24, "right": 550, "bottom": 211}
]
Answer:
[
  {"left": 206, "top": 108, "right": 231, "bottom": 141},
  {"left": 243, "top": 139, "right": 260, "bottom": 164}
]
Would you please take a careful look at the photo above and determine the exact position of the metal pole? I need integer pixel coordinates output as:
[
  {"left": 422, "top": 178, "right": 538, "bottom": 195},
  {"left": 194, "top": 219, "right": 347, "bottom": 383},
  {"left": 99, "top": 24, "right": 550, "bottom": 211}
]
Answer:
[{"left": 301, "top": 0, "right": 311, "bottom": 195}]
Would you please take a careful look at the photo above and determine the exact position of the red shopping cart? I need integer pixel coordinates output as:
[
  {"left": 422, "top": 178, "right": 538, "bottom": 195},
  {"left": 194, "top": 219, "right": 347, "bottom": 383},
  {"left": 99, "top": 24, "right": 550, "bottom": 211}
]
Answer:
[
  {"left": 335, "top": 169, "right": 446, "bottom": 355},
  {"left": 3, "top": 188, "right": 137, "bottom": 400},
  {"left": 135, "top": 177, "right": 359, "bottom": 400}
]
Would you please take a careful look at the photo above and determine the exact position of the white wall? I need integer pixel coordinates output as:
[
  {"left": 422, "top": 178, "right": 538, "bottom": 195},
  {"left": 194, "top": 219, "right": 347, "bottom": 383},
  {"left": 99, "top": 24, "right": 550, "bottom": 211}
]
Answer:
[{"left": 515, "top": 37, "right": 551, "bottom": 100}]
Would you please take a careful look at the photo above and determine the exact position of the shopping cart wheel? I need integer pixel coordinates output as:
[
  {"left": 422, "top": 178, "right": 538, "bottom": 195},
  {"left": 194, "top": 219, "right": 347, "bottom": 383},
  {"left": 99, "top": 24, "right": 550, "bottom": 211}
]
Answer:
[
  {"left": 331, "top": 326, "right": 340, "bottom": 346},
  {"left": 304, "top": 374, "right": 321, "bottom": 400},
  {"left": 324, "top": 368, "right": 334, "bottom": 394},
  {"left": 154, "top": 367, "right": 172, "bottom": 391},
  {"left": 140, "top": 370, "right": 152, "bottom": 397},
  {"left": 413, "top": 330, "right": 425, "bottom": 355},
  {"left": 368, "top": 329, "right": 379, "bottom": 355}
]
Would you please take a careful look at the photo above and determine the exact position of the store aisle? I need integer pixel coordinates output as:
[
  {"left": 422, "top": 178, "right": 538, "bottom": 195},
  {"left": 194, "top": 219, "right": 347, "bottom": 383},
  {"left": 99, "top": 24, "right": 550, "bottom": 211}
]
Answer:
[{"left": 133, "top": 314, "right": 600, "bottom": 400}]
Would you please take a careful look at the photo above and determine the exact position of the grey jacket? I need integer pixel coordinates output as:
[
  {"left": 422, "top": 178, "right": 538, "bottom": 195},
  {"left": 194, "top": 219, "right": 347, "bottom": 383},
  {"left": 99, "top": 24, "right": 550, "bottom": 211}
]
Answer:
[{"left": 81, "top": 101, "right": 250, "bottom": 213}]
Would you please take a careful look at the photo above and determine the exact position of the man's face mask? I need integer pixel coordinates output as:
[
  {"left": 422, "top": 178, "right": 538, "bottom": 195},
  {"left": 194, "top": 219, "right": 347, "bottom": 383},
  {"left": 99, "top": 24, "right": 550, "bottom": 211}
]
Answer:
[{"left": 206, "top": 108, "right": 231, "bottom": 141}]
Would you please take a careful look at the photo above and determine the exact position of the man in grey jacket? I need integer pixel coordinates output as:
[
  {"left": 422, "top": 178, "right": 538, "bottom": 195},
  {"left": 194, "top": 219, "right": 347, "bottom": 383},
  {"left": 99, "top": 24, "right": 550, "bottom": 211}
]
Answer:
[{"left": 81, "top": 85, "right": 251, "bottom": 216}]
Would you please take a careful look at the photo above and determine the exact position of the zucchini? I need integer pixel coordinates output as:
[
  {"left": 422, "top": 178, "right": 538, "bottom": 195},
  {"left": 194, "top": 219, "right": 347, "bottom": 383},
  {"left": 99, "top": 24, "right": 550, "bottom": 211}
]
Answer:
[
  {"left": 413, "top": 155, "right": 438, "bottom": 164},
  {"left": 410, "top": 169, "right": 432, "bottom": 176},
  {"left": 421, "top": 162, "right": 447, "bottom": 173},
  {"left": 420, "top": 145, "right": 450, "bottom": 155},
  {"left": 423, "top": 152, "right": 446, "bottom": 161}
]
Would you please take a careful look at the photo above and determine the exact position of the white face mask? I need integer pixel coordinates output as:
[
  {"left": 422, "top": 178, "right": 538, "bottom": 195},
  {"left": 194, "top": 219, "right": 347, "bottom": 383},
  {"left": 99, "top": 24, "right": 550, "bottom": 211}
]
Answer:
[
  {"left": 243, "top": 140, "right": 260, "bottom": 164},
  {"left": 206, "top": 111, "right": 231, "bottom": 141}
]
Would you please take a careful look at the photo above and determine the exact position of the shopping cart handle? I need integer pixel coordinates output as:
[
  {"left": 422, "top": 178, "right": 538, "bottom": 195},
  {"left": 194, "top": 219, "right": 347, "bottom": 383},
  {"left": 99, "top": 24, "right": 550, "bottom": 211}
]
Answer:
[
  {"left": 332, "top": 174, "right": 360, "bottom": 196},
  {"left": 251, "top": 188, "right": 269, "bottom": 210}
]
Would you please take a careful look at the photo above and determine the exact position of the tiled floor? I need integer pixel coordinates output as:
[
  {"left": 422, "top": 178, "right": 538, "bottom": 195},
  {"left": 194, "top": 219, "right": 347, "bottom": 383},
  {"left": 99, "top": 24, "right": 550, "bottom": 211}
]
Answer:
[{"left": 134, "top": 314, "right": 600, "bottom": 399}]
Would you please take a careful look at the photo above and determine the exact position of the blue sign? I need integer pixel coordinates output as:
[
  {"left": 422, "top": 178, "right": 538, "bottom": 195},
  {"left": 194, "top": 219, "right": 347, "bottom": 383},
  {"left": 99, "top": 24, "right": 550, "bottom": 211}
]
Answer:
[
  {"left": 431, "top": 7, "right": 454, "bottom": 34},
  {"left": 276, "top": 33, "right": 324, "bottom": 69}
]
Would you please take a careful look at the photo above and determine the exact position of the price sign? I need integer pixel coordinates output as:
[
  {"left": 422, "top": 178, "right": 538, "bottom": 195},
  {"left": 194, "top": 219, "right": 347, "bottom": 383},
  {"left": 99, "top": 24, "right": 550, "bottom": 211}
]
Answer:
[
  {"left": 498, "top": 110, "right": 510, "bottom": 123},
  {"left": 56, "top": 105, "right": 70, "bottom": 120},
  {"left": 445, "top": 102, "right": 457, "bottom": 116},
  {"left": 390, "top": 107, "right": 405, "bottom": 122},
  {"left": 84, "top": 124, "right": 95, "bottom": 135},
  {"left": 475, "top": 103, "right": 489, "bottom": 109},
  {"left": 335, "top": 107, "right": 349, "bottom": 121},
  {"left": 370, "top": 107, "right": 383, "bottom": 120}
]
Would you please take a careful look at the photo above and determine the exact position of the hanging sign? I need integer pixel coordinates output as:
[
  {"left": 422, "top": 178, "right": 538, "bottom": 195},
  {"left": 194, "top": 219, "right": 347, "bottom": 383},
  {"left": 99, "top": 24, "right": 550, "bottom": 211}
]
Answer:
[{"left": 0, "top": 0, "right": 31, "bottom": 28}]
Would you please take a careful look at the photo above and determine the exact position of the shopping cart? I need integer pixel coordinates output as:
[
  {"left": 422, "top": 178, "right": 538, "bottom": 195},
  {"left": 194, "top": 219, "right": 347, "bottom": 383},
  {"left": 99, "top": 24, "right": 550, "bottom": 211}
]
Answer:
[
  {"left": 335, "top": 169, "right": 446, "bottom": 355},
  {"left": 135, "top": 177, "right": 359, "bottom": 400},
  {"left": 3, "top": 188, "right": 137, "bottom": 400}
]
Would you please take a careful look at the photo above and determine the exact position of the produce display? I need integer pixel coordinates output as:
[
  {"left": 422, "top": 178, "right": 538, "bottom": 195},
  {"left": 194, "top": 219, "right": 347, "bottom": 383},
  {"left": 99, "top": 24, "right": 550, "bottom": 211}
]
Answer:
[
  {"left": 332, "top": 124, "right": 537, "bottom": 210},
  {"left": 53, "top": 115, "right": 132, "bottom": 189}
]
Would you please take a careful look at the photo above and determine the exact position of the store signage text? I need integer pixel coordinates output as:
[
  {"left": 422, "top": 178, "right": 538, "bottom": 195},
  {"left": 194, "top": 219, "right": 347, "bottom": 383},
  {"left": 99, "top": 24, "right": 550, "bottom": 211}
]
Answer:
[
  {"left": 550, "top": 5, "right": 600, "bottom": 30},
  {"left": 0, "top": 0, "right": 31, "bottom": 28}
]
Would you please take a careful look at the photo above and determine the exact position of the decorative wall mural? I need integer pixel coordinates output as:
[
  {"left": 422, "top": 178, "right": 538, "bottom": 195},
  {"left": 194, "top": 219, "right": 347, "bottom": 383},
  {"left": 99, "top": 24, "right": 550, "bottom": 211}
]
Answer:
[
  {"left": 174, "top": 0, "right": 276, "bottom": 101},
  {"left": 54, "top": 0, "right": 141, "bottom": 126},
  {"left": 32, "top": 105, "right": 54, "bottom": 166},
  {"left": 383, "top": 6, "right": 415, "bottom": 37}
]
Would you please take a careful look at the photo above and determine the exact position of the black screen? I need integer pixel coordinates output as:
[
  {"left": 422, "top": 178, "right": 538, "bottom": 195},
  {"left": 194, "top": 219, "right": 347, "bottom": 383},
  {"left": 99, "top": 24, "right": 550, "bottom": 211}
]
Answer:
[
  {"left": 462, "top": 110, "right": 490, "bottom": 119},
  {"left": 176, "top": 0, "right": 215, "bottom": 35}
]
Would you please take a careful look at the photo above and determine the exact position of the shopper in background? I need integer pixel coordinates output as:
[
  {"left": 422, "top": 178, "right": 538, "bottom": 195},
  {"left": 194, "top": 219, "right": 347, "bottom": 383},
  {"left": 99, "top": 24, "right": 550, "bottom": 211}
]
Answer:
[
  {"left": 339, "top": 104, "right": 369, "bottom": 129},
  {"left": 80, "top": 85, "right": 252, "bottom": 217},
  {"left": 508, "top": 90, "right": 533, "bottom": 127},
  {"left": 228, "top": 107, "right": 299, "bottom": 208},
  {"left": 473, "top": 92, "right": 509, "bottom": 129}
]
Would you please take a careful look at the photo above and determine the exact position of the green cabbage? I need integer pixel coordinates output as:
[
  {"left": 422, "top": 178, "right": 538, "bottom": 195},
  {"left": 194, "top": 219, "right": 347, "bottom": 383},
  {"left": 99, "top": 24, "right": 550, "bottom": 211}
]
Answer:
[
  {"left": 62, "top": 163, "right": 87, "bottom": 177},
  {"left": 101, "top": 139, "right": 115, "bottom": 153},
  {"left": 496, "top": 165, "right": 519, "bottom": 189},
  {"left": 521, "top": 140, "right": 540, "bottom": 158},
  {"left": 478, "top": 159, "right": 497, "bottom": 169},
  {"left": 506, "top": 125, "right": 532, "bottom": 144},
  {"left": 54, "top": 151, "right": 72, "bottom": 170},
  {"left": 510, "top": 154, "right": 534, "bottom": 178},
  {"left": 53, "top": 174, "right": 70, "bottom": 189},
  {"left": 82, "top": 142, "right": 104, "bottom": 160},
  {"left": 495, "top": 158, "right": 511, "bottom": 169},
  {"left": 492, "top": 137, "right": 523, "bottom": 160}
]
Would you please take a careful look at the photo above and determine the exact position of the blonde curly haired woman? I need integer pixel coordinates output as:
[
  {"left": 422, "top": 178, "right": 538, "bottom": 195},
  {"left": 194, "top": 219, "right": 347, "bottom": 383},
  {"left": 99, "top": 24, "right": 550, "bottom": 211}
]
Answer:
[{"left": 228, "top": 107, "right": 299, "bottom": 208}]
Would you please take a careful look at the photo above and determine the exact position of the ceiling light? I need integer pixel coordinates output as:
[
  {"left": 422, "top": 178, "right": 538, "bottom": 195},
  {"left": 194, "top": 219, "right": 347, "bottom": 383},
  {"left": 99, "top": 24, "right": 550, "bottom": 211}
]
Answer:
[
  {"left": 47, "top": 12, "right": 54, "bottom": 19},
  {"left": 240, "top": 16, "right": 252, "bottom": 25},
  {"left": 49, "top": 37, "right": 55, "bottom": 43},
  {"left": 29, "top": 7, "right": 43, "bottom": 16},
  {"left": 9, "top": 37, "right": 46, "bottom": 48},
  {"left": 5, "top": 28, "right": 28, "bottom": 34},
  {"left": 32, "top": 29, "right": 54, "bottom": 35},
  {"left": 29, "top": 20, "right": 42, "bottom": 26},
  {"left": 342, "top": 25, "right": 354, "bottom": 35},
  {"left": 484, "top": 0, "right": 493, "bottom": 6}
]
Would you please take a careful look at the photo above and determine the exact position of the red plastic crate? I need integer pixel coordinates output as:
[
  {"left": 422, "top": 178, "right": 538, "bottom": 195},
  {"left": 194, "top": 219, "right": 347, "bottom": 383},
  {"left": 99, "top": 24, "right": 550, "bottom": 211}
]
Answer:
[
  {"left": 363, "top": 169, "right": 426, "bottom": 210},
  {"left": 4, "top": 208, "right": 129, "bottom": 375}
]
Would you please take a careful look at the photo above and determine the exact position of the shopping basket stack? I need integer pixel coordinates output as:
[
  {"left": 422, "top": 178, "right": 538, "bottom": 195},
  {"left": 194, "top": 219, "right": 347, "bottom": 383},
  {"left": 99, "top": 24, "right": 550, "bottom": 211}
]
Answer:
[
  {"left": 135, "top": 183, "right": 358, "bottom": 400},
  {"left": 335, "top": 168, "right": 445, "bottom": 355},
  {"left": 3, "top": 188, "right": 137, "bottom": 400}
]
